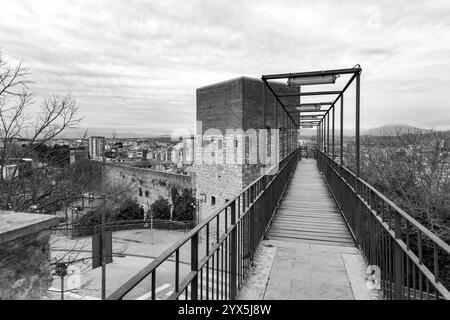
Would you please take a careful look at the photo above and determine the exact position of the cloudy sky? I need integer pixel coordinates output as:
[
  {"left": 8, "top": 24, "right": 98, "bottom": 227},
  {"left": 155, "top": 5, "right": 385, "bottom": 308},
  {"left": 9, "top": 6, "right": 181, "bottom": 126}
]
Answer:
[{"left": 1, "top": 0, "right": 449, "bottom": 137}]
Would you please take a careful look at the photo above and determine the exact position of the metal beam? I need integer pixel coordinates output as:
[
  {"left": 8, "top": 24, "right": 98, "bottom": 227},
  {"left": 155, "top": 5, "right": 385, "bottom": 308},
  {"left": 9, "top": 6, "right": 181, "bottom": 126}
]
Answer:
[
  {"left": 290, "top": 109, "right": 328, "bottom": 113},
  {"left": 289, "top": 102, "right": 334, "bottom": 107},
  {"left": 262, "top": 67, "right": 361, "bottom": 80},
  {"left": 262, "top": 79, "right": 299, "bottom": 127},
  {"left": 321, "top": 70, "right": 361, "bottom": 121},
  {"left": 278, "top": 90, "right": 342, "bottom": 97}
]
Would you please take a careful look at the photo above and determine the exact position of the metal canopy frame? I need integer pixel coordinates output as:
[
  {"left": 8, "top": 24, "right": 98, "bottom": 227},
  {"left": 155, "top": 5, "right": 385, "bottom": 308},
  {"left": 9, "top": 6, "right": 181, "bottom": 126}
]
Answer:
[{"left": 262, "top": 65, "right": 362, "bottom": 178}]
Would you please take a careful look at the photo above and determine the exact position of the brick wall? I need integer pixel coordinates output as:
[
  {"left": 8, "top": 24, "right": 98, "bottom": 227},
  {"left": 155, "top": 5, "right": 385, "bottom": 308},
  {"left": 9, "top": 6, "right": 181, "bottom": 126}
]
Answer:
[{"left": 195, "top": 77, "right": 299, "bottom": 224}]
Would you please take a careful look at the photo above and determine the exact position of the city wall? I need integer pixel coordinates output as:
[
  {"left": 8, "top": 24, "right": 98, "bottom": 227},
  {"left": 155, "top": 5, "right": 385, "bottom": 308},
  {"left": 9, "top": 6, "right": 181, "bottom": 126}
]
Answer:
[{"left": 103, "top": 163, "right": 194, "bottom": 210}]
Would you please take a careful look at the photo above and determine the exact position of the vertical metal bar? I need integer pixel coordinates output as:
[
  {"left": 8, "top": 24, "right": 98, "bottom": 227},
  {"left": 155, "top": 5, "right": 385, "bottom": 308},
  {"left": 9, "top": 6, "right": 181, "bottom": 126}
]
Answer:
[
  {"left": 216, "top": 246, "right": 219, "bottom": 299},
  {"left": 326, "top": 113, "right": 329, "bottom": 154},
  {"left": 230, "top": 201, "right": 237, "bottom": 299},
  {"left": 434, "top": 243, "right": 439, "bottom": 285},
  {"left": 151, "top": 270, "right": 156, "bottom": 300},
  {"left": 263, "top": 82, "right": 266, "bottom": 128},
  {"left": 205, "top": 223, "right": 209, "bottom": 300},
  {"left": 274, "top": 99, "right": 277, "bottom": 130},
  {"left": 221, "top": 242, "right": 224, "bottom": 299},
  {"left": 316, "top": 125, "right": 319, "bottom": 149},
  {"left": 200, "top": 268, "right": 203, "bottom": 300},
  {"left": 175, "top": 249, "right": 180, "bottom": 293},
  {"left": 61, "top": 276, "right": 64, "bottom": 300},
  {"left": 355, "top": 72, "right": 361, "bottom": 180},
  {"left": 418, "top": 231, "right": 423, "bottom": 299},
  {"left": 332, "top": 105, "right": 335, "bottom": 159},
  {"left": 225, "top": 238, "right": 228, "bottom": 300},
  {"left": 394, "top": 212, "right": 402, "bottom": 300},
  {"left": 191, "top": 233, "right": 199, "bottom": 300},
  {"left": 211, "top": 254, "right": 215, "bottom": 300}
]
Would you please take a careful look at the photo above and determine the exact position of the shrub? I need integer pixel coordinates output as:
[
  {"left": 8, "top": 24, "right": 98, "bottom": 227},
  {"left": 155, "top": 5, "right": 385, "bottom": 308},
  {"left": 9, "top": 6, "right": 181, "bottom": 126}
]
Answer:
[
  {"left": 73, "top": 208, "right": 110, "bottom": 236},
  {"left": 172, "top": 189, "right": 195, "bottom": 221},
  {"left": 114, "top": 198, "right": 144, "bottom": 221},
  {"left": 150, "top": 197, "right": 171, "bottom": 220}
]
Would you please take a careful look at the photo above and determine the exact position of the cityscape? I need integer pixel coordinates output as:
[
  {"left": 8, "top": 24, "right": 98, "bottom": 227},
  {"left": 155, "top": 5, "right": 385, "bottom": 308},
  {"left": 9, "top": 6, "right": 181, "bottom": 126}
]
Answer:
[{"left": 0, "top": 0, "right": 450, "bottom": 314}]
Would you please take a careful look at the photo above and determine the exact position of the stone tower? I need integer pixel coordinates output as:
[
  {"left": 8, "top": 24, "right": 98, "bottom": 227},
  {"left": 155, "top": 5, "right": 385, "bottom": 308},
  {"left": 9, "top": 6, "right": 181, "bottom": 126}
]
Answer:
[{"left": 194, "top": 77, "right": 299, "bottom": 223}]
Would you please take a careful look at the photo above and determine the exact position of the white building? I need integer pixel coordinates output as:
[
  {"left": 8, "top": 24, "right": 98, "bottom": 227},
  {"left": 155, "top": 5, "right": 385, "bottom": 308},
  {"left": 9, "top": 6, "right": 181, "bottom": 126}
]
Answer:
[{"left": 88, "top": 136, "right": 105, "bottom": 160}]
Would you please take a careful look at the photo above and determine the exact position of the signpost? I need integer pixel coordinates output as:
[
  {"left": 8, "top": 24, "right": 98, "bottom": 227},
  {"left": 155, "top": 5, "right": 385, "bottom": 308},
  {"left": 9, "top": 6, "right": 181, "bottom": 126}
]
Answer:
[
  {"left": 55, "top": 263, "right": 67, "bottom": 300},
  {"left": 92, "top": 231, "right": 113, "bottom": 269}
]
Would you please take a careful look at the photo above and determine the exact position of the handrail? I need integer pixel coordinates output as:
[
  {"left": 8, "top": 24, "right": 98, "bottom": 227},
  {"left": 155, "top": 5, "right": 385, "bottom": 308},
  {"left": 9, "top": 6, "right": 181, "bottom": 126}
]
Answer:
[
  {"left": 320, "top": 151, "right": 450, "bottom": 255},
  {"left": 108, "top": 148, "right": 300, "bottom": 300},
  {"left": 316, "top": 149, "right": 450, "bottom": 300}
]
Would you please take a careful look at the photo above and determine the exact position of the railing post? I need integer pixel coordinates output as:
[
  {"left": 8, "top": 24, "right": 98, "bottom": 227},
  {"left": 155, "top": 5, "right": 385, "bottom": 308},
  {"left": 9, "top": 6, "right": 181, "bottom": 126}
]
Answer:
[
  {"left": 326, "top": 112, "right": 330, "bottom": 155},
  {"left": 230, "top": 201, "right": 237, "bottom": 299},
  {"left": 332, "top": 105, "right": 335, "bottom": 159},
  {"left": 355, "top": 72, "right": 361, "bottom": 184},
  {"left": 191, "top": 232, "right": 199, "bottom": 300},
  {"left": 394, "top": 212, "right": 402, "bottom": 300}
]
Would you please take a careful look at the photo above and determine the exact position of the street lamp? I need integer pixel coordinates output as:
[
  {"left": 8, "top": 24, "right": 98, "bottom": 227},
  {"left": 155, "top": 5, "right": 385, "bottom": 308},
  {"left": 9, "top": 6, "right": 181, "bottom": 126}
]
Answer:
[
  {"left": 296, "top": 104, "right": 322, "bottom": 112},
  {"left": 288, "top": 74, "right": 338, "bottom": 86},
  {"left": 300, "top": 115, "right": 319, "bottom": 120}
]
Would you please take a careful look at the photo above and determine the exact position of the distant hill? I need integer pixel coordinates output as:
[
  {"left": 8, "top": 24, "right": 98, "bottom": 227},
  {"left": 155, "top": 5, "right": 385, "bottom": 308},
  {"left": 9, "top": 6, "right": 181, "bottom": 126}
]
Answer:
[{"left": 362, "top": 124, "right": 432, "bottom": 136}]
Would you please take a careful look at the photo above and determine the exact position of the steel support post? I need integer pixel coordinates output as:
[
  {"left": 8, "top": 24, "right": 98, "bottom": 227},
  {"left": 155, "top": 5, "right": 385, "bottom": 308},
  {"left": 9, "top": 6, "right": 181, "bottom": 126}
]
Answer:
[
  {"left": 332, "top": 105, "right": 335, "bottom": 159},
  {"left": 355, "top": 73, "right": 361, "bottom": 190},
  {"left": 327, "top": 112, "right": 330, "bottom": 155}
]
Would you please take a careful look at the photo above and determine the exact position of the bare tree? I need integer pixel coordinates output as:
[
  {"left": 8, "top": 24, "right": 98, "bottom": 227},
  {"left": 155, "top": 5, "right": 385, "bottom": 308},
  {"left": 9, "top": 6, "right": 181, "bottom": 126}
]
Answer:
[{"left": 0, "top": 53, "right": 82, "bottom": 212}]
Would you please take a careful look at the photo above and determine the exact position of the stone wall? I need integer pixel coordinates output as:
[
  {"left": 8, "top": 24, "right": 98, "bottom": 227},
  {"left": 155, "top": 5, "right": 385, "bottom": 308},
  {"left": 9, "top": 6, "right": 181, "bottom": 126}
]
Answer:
[
  {"left": 0, "top": 211, "right": 60, "bottom": 300},
  {"left": 195, "top": 77, "right": 299, "bottom": 223},
  {"left": 103, "top": 163, "right": 195, "bottom": 209}
]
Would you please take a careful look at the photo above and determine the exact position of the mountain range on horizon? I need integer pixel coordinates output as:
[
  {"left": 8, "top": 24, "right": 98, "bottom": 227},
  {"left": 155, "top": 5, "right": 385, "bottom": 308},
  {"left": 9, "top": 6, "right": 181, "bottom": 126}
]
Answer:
[
  {"left": 300, "top": 124, "right": 448, "bottom": 137},
  {"left": 60, "top": 124, "right": 448, "bottom": 140}
]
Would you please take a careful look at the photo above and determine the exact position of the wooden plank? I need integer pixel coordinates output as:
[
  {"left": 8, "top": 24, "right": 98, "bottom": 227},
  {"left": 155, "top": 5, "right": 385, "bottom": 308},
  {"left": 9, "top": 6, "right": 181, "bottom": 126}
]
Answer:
[{"left": 268, "top": 158, "right": 353, "bottom": 246}]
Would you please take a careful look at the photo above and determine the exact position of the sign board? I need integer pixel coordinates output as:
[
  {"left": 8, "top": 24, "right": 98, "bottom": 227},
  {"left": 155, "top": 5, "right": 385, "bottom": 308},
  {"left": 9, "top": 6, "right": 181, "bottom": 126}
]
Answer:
[
  {"left": 92, "top": 231, "right": 113, "bottom": 269},
  {"left": 65, "top": 265, "right": 81, "bottom": 290},
  {"left": 55, "top": 263, "right": 67, "bottom": 277}
]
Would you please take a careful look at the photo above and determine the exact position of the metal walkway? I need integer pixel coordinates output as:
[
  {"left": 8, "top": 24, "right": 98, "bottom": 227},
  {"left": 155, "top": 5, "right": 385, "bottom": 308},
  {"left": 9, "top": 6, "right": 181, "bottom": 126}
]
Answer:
[{"left": 268, "top": 158, "right": 354, "bottom": 246}]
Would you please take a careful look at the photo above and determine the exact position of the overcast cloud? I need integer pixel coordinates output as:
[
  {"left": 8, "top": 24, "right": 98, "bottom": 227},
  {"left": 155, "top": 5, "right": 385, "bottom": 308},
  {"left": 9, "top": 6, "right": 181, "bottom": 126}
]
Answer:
[{"left": 0, "top": 0, "right": 449, "bottom": 136}]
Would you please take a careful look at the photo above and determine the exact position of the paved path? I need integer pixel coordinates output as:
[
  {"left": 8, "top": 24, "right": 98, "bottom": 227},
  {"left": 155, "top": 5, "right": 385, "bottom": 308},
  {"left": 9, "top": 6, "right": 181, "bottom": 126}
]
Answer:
[{"left": 260, "top": 159, "right": 377, "bottom": 300}]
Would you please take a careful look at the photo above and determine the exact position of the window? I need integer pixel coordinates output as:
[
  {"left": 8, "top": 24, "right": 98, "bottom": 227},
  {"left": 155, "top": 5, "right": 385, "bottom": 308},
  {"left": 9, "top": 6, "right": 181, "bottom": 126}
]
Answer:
[
  {"left": 145, "top": 191, "right": 149, "bottom": 197},
  {"left": 211, "top": 196, "right": 216, "bottom": 206},
  {"left": 138, "top": 188, "right": 143, "bottom": 197}
]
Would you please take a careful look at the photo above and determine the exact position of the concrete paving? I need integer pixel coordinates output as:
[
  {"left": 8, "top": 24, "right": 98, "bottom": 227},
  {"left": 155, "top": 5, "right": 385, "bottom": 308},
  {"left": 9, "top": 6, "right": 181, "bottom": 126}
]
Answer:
[
  {"left": 239, "top": 158, "right": 380, "bottom": 300},
  {"left": 263, "top": 240, "right": 375, "bottom": 299}
]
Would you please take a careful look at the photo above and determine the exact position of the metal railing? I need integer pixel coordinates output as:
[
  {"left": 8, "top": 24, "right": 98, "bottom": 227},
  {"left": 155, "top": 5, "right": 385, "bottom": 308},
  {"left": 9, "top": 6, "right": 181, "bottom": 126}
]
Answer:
[
  {"left": 317, "top": 149, "right": 450, "bottom": 300},
  {"left": 108, "top": 148, "right": 300, "bottom": 300}
]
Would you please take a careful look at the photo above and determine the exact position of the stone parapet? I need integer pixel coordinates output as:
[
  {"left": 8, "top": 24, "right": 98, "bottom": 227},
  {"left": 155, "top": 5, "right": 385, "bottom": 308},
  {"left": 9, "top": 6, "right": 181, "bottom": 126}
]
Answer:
[{"left": 0, "top": 211, "right": 60, "bottom": 300}]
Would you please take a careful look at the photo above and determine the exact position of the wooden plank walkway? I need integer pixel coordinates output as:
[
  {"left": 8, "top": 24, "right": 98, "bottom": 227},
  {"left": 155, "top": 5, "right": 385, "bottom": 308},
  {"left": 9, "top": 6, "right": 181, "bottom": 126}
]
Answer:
[{"left": 268, "top": 158, "right": 354, "bottom": 246}]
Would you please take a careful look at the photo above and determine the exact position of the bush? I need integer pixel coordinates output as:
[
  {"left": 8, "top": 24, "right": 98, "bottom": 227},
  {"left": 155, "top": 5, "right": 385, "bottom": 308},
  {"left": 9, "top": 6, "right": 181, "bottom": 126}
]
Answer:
[
  {"left": 73, "top": 208, "right": 110, "bottom": 237},
  {"left": 150, "top": 197, "right": 171, "bottom": 220},
  {"left": 172, "top": 189, "right": 195, "bottom": 221},
  {"left": 114, "top": 198, "right": 144, "bottom": 221}
]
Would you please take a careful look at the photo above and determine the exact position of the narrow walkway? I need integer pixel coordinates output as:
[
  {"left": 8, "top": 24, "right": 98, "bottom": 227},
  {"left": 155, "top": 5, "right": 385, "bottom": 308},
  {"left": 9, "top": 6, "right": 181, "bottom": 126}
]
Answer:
[
  {"left": 251, "top": 159, "right": 378, "bottom": 300},
  {"left": 268, "top": 158, "right": 353, "bottom": 246}
]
